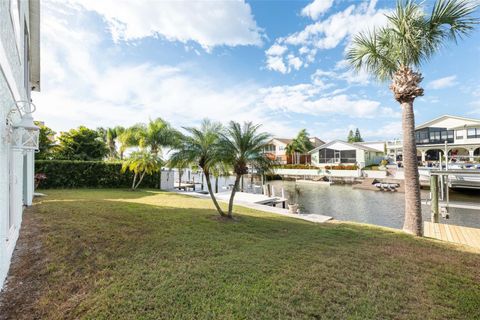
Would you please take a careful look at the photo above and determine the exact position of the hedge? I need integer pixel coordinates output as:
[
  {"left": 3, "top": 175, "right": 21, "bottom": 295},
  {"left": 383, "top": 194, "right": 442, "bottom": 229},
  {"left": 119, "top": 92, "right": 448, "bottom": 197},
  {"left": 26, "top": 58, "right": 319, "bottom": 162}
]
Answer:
[
  {"left": 324, "top": 165, "right": 359, "bottom": 170},
  {"left": 273, "top": 164, "right": 320, "bottom": 169},
  {"left": 35, "top": 160, "right": 160, "bottom": 189}
]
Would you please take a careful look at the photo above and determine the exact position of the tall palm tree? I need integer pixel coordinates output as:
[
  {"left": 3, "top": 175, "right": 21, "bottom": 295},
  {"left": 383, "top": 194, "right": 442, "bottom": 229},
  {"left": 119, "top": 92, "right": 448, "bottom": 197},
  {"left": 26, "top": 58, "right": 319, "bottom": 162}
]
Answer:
[
  {"left": 131, "top": 118, "right": 181, "bottom": 189},
  {"left": 133, "top": 118, "right": 181, "bottom": 156},
  {"left": 169, "top": 119, "right": 226, "bottom": 216},
  {"left": 287, "top": 129, "right": 314, "bottom": 164},
  {"left": 285, "top": 142, "right": 299, "bottom": 164},
  {"left": 117, "top": 128, "right": 132, "bottom": 160},
  {"left": 106, "top": 126, "right": 125, "bottom": 159},
  {"left": 346, "top": 0, "right": 478, "bottom": 235},
  {"left": 219, "top": 121, "right": 273, "bottom": 218},
  {"left": 121, "top": 151, "right": 162, "bottom": 190}
]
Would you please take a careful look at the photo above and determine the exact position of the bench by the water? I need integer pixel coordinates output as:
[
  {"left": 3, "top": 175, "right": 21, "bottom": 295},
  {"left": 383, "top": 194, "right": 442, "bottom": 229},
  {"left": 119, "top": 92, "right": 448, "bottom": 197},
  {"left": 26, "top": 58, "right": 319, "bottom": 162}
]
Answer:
[{"left": 174, "top": 182, "right": 196, "bottom": 191}]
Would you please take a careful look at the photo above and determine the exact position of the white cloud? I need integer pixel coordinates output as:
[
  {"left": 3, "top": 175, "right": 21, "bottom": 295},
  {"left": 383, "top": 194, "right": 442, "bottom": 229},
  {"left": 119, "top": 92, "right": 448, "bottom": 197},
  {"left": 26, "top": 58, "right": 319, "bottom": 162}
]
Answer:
[
  {"left": 301, "top": 0, "right": 334, "bottom": 20},
  {"left": 33, "top": 0, "right": 398, "bottom": 142},
  {"left": 259, "top": 84, "right": 388, "bottom": 118},
  {"left": 287, "top": 55, "right": 303, "bottom": 71},
  {"left": 68, "top": 0, "right": 263, "bottom": 51},
  {"left": 33, "top": 2, "right": 277, "bottom": 133},
  {"left": 311, "top": 66, "right": 370, "bottom": 86},
  {"left": 265, "top": 0, "right": 390, "bottom": 73},
  {"left": 427, "top": 75, "right": 458, "bottom": 90},
  {"left": 266, "top": 55, "right": 288, "bottom": 74},
  {"left": 361, "top": 121, "right": 402, "bottom": 139},
  {"left": 266, "top": 44, "right": 287, "bottom": 56}
]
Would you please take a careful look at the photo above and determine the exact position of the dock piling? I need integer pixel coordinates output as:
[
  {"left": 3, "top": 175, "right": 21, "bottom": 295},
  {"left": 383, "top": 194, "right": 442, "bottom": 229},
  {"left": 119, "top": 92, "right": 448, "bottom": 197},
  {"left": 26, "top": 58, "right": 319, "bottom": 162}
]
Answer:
[{"left": 430, "top": 175, "right": 439, "bottom": 223}]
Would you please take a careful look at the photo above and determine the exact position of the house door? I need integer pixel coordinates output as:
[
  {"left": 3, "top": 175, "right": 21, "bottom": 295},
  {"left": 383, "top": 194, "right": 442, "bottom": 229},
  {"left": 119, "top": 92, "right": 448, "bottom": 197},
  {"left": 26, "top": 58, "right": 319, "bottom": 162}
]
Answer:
[{"left": 334, "top": 150, "right": 341, "bottom": 163}]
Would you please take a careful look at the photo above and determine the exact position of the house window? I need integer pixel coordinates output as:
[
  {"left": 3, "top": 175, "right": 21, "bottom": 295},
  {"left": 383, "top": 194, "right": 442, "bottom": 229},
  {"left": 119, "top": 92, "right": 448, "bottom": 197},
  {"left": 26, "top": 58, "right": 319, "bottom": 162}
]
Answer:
[
  {"left": 467, "top": 128, "right": 480, "bottom": 139},
  {"left": 429, "top": 132, "right": 440, "bottom": 142},
  {"left": 340, "top": 150, "right": 356, "bottom": 163},
  {"left": 264, "top": 145, "right": 276, "bottom": 152},
  {"left": 447, "top": 130, "right": 454, "bottom": 140},
  {"left": 441, "top": 131, "right": 447, "bottom": 141}
]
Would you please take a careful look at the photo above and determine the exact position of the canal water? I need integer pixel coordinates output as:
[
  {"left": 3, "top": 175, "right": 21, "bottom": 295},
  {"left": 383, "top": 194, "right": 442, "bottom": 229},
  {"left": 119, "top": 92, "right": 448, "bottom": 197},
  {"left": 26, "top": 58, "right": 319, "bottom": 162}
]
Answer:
[
  {"left": 176, "top": 171, "right": 480, "bottom": 230},
  {"left": 269, "top": 180, "right": 480, "bottom": 230}
]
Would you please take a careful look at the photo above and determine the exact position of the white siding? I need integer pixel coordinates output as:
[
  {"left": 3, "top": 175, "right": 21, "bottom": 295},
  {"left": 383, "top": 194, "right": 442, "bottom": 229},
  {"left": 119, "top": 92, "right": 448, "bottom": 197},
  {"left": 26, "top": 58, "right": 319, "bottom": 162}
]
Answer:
[{"left": 0, "top": 0, "right": 38, "bottom": 289}]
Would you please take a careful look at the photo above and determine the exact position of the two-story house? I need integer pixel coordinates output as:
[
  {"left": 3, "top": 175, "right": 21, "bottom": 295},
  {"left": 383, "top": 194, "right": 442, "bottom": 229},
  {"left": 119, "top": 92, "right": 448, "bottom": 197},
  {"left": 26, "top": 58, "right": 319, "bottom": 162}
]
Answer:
[
  {"left": 414, "top": 115, "right": 480, "bottom": 163},
  {"left": 264, "top": 137, "right": 324, "bottom": 164},
  {"left": 386, "top": 115, "right": 480, "bottom": 164},
  {"left": 1, "top": 0, "right": 40, "bottom": 288}
]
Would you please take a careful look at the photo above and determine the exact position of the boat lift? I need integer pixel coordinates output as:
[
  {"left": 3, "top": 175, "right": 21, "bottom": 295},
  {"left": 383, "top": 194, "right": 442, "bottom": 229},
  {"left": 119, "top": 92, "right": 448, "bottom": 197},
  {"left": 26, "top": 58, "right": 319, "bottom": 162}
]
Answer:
[{"left": 428, "top": 169, "right": 480, "bottom": 222}]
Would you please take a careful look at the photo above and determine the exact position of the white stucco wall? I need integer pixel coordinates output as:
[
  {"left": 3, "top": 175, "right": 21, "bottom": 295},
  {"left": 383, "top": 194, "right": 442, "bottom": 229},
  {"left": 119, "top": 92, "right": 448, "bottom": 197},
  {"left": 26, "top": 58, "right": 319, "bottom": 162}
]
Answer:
[
  {"left": 274, "top": 169, "right": 321, "bottom": 176},
  {"left": 274, "top": 168, "right": 361, "bottom": 178},
  {"left": 1, "top": 0, "right": 37, "bottom": 289},
  {"left": 160, "top": 169, "right": 175, "bottom": 190}
]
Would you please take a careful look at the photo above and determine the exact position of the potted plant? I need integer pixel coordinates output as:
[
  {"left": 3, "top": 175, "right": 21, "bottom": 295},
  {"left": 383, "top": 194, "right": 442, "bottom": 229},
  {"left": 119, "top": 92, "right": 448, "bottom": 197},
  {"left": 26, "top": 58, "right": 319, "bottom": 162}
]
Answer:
[
  {"left": 379, "top": 159, "right": 388, "bottom": 170},
  {"left": 288, "top": 183, "right": 301, "bottom": 214},
  {"left": 34, "top": 173, "right": 47, "bottom": 189}
]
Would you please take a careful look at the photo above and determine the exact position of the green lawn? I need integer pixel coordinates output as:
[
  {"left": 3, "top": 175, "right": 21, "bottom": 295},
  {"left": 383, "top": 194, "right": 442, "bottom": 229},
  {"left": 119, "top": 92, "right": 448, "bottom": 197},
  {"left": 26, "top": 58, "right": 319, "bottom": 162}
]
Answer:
[{"left": 2, "top": 189, "right": 479, "bottom": 319}]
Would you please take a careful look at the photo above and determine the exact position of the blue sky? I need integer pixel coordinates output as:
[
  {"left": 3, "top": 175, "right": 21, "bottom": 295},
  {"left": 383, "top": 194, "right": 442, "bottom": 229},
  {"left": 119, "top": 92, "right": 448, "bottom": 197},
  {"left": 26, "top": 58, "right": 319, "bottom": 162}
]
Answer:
[{"left": 33, "top": 0, "right": 480, "bottom": 142}]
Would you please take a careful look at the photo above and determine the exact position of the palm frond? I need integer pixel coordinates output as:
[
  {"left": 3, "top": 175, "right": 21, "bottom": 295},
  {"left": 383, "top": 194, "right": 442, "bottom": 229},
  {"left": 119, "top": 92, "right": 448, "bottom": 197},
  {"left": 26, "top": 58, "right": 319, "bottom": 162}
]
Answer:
[
  {"left": 346, "top": 0, "right": 479, "bottom": 80},
  {"left": 346, "top": 29, "right": 397, "bottom": 81}
]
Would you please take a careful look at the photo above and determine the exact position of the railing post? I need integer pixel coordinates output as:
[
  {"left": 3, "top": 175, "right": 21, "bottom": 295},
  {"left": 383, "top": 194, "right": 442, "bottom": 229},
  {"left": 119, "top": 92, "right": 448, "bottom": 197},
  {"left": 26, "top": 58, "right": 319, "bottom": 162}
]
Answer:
[{"left": 430, "top": 174, "right": 439, "bottom": 223}]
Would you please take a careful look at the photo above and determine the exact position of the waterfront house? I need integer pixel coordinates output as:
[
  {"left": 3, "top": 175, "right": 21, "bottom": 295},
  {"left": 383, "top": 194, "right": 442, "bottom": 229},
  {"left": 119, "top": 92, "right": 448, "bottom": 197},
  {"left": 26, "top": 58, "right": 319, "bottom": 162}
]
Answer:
[
  {"left": 309, "top": 140, "right": 384, "bottom": 169},
  {"left": 386, "top": 115, "right": 480, "bottom": 164},
  {"left": 415, "top": 115, "right": 480, "bottom": 162},
  {"left": 0, "top": 0, "right": 40, "bottom": 288},
  {"left": 264, "top": 137, "right": 324, "bottom": 164}
]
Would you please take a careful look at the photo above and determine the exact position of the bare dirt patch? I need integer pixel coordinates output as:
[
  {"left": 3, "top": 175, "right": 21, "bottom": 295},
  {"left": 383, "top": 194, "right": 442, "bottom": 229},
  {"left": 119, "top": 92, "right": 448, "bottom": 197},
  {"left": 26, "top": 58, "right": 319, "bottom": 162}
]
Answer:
[{"left": 0, "top": 206, "right": 47, "bottom": 320}]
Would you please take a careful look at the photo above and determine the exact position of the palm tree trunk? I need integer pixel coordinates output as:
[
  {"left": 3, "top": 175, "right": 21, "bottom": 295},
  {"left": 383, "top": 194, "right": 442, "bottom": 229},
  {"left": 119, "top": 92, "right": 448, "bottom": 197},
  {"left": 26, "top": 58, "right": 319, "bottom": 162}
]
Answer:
[
  {"left": 227, "top": 174, "right": 241, "bottom": 218},
  {"left": 131, "top": 173, "right": 137, "bottom": 190},
  {"left": 178, "top": 169, "right": 182, "bottom": 189},
  {"left": 204, "top": 171, "right": 225, "bottom": 216},
  {"left": 215, "top": 176, "right": 219, "bottom": 193},
  {"left": 401, "top": 101, "right": 422, "bottom": 236},
  {"left": 135, "top": 171, "right": 146, "bottom": 190}
]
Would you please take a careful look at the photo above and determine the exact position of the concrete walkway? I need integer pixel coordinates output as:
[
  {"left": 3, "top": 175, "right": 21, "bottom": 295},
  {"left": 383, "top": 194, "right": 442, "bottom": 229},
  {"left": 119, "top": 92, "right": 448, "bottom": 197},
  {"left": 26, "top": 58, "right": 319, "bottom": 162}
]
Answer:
[{"left": 174, "top": 190, "right": 332, "bottom": 224}]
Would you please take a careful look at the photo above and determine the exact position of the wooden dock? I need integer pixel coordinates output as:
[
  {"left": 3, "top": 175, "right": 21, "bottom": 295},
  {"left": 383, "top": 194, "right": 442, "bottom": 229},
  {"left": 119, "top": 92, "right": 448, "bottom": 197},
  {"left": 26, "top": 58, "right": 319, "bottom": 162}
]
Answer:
[
  {"left": 214, "top": 191, "right": 287, "bottom": 207},
  {"left": 174, "top": 182, "right": 196, "bottom": 191},
  {"left": 424, "top": 222, "right": 480, "bottom": 249},
  {"left": 176, "top": 191, "right": 332, "bottom": 223}
]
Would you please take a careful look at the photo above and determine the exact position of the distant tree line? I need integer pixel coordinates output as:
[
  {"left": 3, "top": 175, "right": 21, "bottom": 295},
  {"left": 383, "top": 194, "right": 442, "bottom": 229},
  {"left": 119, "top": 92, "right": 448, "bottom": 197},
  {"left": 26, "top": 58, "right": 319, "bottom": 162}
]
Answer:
[{"left": 347, "top": 128, "right": 363, "bottom": 143}]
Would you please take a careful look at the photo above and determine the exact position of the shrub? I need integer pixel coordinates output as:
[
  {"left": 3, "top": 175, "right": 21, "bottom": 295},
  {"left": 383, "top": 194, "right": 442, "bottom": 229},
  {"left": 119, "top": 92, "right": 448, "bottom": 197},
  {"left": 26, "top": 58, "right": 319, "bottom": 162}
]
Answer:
[
  {"left": 34, "top": 173, "right": 47, "bottom": 189},
  {"left": 363, "top": 165, "right": 380, "bottom": 171},
  {"left": 35, "top": 160, "right": 160, "bottom": 189},
  {"left": 274, "top": 164, "right": 320, "bottom": 169},
  {"left": 324, "top": 165, "right": 358, "bottom": 170}
]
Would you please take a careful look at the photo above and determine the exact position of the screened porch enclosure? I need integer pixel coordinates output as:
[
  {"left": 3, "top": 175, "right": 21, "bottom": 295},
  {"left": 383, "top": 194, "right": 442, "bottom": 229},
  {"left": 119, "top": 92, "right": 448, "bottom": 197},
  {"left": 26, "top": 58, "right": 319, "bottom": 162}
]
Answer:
[{"left": 317, "top": 148, "right": 356, "bottom": 164}]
